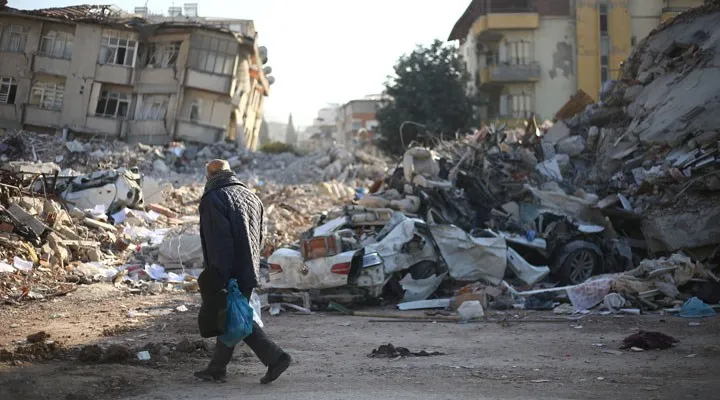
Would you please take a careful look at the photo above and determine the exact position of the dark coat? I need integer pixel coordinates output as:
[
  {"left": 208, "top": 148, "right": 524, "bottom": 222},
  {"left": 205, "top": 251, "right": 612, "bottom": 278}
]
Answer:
[
  {"left": 197, "top": 173, "right": 264, "bottom": 337},
  {"left": 199, "top": 172, "right": 264, "bottom": 295}
]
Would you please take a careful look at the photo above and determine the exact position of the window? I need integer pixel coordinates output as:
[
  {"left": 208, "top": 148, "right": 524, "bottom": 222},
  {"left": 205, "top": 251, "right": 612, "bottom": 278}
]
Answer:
[
  {"left": 599, "top": 4, "right": 608, "bottom": 34},
  {"left": 30, "top": 82, "right": 65, "bottom": 110},
  {"left": 95, "top": 90, "right": 130, "bottom": 118},
  {"left": 189, "top": 100, "right": 203, "bottom": 122},
  {"left": 145, "top": 42, "right": 181, "bottom": 68},
  {"left": 138, "top": 95, "right": 169, "bottom": 120},
  {"left": 499, "top": 93, "right": 532, "bottom": 119},
  {"left": 99, "top": 31, "right": 137, "bottom": 67},
  {"left": 39, "top": 31, "right": 74, "bottom": 59},
  {"left": 0, "top": 25, "right": 30, "bottom": 53},
  {"left": 187, "top": 34, "right": 238, "bottom": 75},
  {"left": 601, "top": 66, "right": 609, "bottom": 84},
  {"left": 0, "top": 77, "right": 17, "bottom": 104}
]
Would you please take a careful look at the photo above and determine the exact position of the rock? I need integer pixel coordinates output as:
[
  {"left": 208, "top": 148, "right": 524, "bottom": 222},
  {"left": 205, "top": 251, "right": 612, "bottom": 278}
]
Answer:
[
  {"left": 26, "top": 331, "right": 49, "bottom": 344},
  {"left": 624, "top": 85, "right": 644, "bottom": 103},
  {"left": 556, "top": 136, "right": 587, "bottom": 157},
  {"left": 152, "top": 159, "right": 170, "bottom": 174},
  {"left": 543, "top": 121, "right": 571, "bottom": 145},
  {"left": 78, "top": 345, "right": 103, "bottom": 362},
  {"left": 102, "top": 344, "right": 131, "bottom": 363},
  {"left": 587, "top": 126, "right": 601, "bottom": 151},
  {"left": 87, "top": 248, "right": 103, "bottom": 262},
  {"left": 555, "top": 154, "right": 571, "bottom": 171}
]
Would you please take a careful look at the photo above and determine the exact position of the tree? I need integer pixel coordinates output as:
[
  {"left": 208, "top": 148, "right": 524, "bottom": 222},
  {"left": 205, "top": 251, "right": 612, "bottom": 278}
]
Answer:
[
  {"left": 285, "top": 113, "right": 297, "bottom": 145},
  {"left": 376, "top": 39, "right": 478, "bottom": 155},
  {"left": 258, "top": 118, "right": 271, "bottom": 146}
]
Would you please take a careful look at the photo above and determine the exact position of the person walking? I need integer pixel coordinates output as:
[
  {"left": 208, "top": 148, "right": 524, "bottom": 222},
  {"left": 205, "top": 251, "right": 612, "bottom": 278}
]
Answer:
[{"left": 194, "top": 159, "right": 291, "bottom": 383}]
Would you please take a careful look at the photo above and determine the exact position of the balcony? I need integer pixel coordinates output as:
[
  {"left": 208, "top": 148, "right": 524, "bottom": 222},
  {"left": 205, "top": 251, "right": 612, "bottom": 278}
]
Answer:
[
  {"left": 23, "top": 105, "right": 61, "bottom": 128},
  {"left": 471, "top": 9, "right": 539, "bottom": 39},
  {"left": 33, "top": 56, "right": 71, "bottom": 76},
  {"left": 85, "top": 116, "right": 123, "bottom": 136},
  {"left": 184, "top": 69, "right": 232, "bottom": 95},
  {"left": 175, "top": 120, "right": 225, "bottom": 144},
  {"left": 661, "top": 7, "right": 692, "bottom": 23},
  {"left": 95, "top": 64, "right": 133, "bottom": 85},
  {"left": 478, "top": 62, "right": 541, "bottom": 88}
]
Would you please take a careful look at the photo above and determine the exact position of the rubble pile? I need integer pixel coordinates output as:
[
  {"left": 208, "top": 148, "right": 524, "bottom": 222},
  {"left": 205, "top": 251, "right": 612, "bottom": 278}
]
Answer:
[
  {"left": 263, "top": 5, "right": 720, "bottom": 316},
  {"left": 542, "top": 2, "right": 720, "bottom": 256},
  {"left": 0, "top": 130, "right": 392, "bottom": 186}
]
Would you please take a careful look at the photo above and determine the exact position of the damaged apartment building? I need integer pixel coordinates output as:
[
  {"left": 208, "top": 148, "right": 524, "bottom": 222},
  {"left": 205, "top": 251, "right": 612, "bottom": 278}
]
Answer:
[{"left": 0, "top": 4, "right": 271, "bottom": 149}]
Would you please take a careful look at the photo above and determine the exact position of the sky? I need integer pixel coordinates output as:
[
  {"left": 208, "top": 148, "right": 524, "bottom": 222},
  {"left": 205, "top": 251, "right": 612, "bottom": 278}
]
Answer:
[{"left": 17, "top": 0, "right": 471, "bottom": 128}]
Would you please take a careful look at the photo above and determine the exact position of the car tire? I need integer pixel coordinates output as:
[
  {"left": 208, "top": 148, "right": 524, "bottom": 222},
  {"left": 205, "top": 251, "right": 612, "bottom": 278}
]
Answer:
[{"left": 558, "top": 247, "right": 600, "bottom": 285}]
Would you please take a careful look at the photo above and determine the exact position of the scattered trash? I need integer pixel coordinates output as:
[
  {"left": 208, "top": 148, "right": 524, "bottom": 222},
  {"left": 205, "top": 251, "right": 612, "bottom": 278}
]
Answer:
[
  {"left": 679, "top": 297, "right": 717, "bottom": 318},
  {"left": 136, "top": 351, "right": 151, "bottom": 361},
  {"left": 621, "top": 331, "right": 679, "bottom": 351},
  {"left": 368, "top": 343, "right": 443, "bottom": 359}
]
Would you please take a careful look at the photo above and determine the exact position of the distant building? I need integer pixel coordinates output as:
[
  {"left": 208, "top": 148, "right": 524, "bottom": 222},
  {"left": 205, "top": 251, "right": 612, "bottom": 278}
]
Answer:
[
  {"left": 336, "top": 98, "right": 379, "bottom": 144},
  {"left": 0, "top": 3, "right": 272, "bottom": 149},
  {"left": 448, "top": 0, "right": 704, "bottom": 123}
]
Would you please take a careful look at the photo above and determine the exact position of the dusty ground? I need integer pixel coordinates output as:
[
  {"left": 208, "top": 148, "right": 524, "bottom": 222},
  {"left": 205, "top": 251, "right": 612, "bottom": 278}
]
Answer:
[{"left": 0, "top": 284, "right": 719, "bottom": 400}]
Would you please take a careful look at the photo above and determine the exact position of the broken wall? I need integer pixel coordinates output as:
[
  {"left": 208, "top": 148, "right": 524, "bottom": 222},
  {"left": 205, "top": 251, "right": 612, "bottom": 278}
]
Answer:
[{"left": 534, "top": 16, "right": 577, "bottom": 119}]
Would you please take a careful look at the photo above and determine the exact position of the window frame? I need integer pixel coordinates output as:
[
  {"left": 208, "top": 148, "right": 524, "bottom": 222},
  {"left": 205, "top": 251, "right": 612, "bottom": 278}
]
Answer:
[
  {"left": 98, "top": 31, "right": 138, "bottom": 67},
  {"left": 29, "top": 82, "right": 65, "bottom": 111},
  {"left": 39, "top": 30, "right": 74, "bottom": 59},
  {"left": 0, "top": 24, "right": 30, "bottom": 53},
  {"left": 145, "top": 41, "right": 181, "bottom": 68},
  {"left": 95, "top": 90, "right": 131, "bottom": 119},
  {"left": 189, "top": 99, "right": 203, "bottom": 122},
  {"left": 187, "top": 34, "right": 238, "bottom": 76},
  {"left": 0, "top": 76, "right": 18, "bottom": 104}
]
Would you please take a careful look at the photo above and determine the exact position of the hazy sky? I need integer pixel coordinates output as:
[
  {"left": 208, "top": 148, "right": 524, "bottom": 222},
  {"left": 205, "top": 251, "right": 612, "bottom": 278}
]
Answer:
[{"left": 17, "top": 0, "right": 470, "bottom": 127}]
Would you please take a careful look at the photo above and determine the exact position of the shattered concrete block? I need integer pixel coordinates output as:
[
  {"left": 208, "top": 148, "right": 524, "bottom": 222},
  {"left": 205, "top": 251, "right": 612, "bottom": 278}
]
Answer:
[
  {"left": 587, "top": 126, "right": 600, "bottom": 151},
  {"left": 543, "top": 121, "right": 571, "bottom": 145},
  {"left": 642, "top": 208, "right": 720, "bottom": 253},
  {"left": 152, "top": 159, "right": 170, "bottom": 174},
  {"left": 623, "top": 85, "right": 644, "bottom": 103},
  {"left": 555, "top": 135, "right": 587, "bottom": 157},
  {"left": 87, "top": 248, "right": 103, "bottom": 262}
]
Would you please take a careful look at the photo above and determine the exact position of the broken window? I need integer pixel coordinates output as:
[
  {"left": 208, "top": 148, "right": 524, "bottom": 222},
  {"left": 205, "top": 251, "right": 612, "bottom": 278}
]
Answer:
[
  {"left": 29, "top": 82, "right": 65, "bottom": 111},
  {"left": 0, "top": 25, "right": 30, "bottom": 53},
  {"left": 99, "top": 31, "right": 137, "bottom": 67},
  {"left": 188, "top": 34, "right": 238, "bottom": 75},
  {"left": 95, "top": 90, "right": 131, "bottom": 118},
  {"left": 0, "top": 76, "right": 18, "bottom": 104},
  {"left": 499, "top": 94, "right": 532, "bottom": 119},
  {"left": 139, "top": 95, "right": 169, "bottom": 120},
  {"left": 39, "top": 30, "right": 74, "bottom": 59},
  {"left": 189, "top": 99, "right": 203, "bottom": 122},
  {"left": 145, "top": 42, "right": 181, "bottom": 68}
]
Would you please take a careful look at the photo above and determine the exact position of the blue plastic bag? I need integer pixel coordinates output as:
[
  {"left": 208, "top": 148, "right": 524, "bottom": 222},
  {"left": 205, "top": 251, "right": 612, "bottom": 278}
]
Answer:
[
  {"left": 679, "top": 297, "right": 717, "bottom": 318},
  {"left": 218, "top": 279, "right": 254, "bottom": 347}
]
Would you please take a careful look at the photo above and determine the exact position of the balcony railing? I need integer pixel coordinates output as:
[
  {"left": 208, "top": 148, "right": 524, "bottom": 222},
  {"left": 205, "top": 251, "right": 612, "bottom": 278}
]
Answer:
[{"left": 490, "top": 62, "right": 541, "bottom": 82}]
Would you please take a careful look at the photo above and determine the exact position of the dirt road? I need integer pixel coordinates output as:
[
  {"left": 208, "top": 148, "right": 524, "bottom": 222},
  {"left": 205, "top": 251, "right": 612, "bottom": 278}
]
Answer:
[{"left": 1, "top": 284, "right": 719, "bottom": 400}]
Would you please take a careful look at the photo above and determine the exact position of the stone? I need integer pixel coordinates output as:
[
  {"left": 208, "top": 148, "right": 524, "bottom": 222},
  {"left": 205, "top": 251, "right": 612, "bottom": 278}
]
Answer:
[
  {"left": 152, "top": 159, "right": 170, "bottom": 174},
  {"left": 623, "top": 85, "right": 644, "bottom": 103},
  {"left": 543, "top": 121, "right": 571, "bottom": 145},
  {"left": 87, "top": 248, "right": 103, "bottom": 262},
  {"left": 555, "top": 136, "right": 587, "bottom": 157},
  {"left": 587, "top": 126, "right": 601, "bottom": 151}
]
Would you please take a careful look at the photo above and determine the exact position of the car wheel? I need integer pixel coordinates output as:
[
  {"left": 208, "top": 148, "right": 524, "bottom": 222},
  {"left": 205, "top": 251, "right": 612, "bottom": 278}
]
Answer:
[{"left": 560, "top": 248, "right": 599, "bottom": 285}]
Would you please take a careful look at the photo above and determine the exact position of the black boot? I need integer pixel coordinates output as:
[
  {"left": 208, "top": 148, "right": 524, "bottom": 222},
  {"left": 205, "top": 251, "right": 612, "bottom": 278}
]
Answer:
[
  {"left": 260, "top": 353, "right": 292, "bottom": 384},
  {"left": 194, "top": 368, "right": 227, "bottom": 382}
]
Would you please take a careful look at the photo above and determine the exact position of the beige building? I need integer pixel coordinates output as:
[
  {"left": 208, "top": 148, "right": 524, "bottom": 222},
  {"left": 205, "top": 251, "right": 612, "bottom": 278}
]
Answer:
[
  {"left": 449, "top": 0, "right": 703, "bottom": 124},
  {"left": 0, "top": 4, "right": 270, "bottom": 149}
]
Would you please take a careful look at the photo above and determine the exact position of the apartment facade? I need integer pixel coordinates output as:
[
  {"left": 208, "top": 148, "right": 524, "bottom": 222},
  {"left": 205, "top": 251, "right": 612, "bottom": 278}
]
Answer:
[
  {"left": 336, "top": 98, "right": 380, "bottom": 144},
  {"left": 449, "top": 0, "right": 703, "bottom": 124},
  {"left": 0, "top": 4, "right": 270, "bottom": 149}
]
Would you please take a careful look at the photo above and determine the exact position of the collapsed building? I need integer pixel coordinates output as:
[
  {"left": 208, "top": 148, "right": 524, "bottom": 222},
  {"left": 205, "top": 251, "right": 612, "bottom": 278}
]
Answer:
[{"left": 0, "top": 4, "right": 271, "bottom": 149}]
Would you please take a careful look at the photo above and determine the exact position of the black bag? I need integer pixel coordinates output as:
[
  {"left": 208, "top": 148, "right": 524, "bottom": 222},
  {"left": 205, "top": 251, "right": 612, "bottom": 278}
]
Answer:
[{"left": 197, "top": 268, "right": 227, "bottom": 338}]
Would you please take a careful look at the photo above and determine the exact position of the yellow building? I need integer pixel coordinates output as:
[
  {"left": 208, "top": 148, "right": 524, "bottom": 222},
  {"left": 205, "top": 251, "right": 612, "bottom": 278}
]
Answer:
[{"left": 448, "top": 0, "right": 704, "bottom": 123}]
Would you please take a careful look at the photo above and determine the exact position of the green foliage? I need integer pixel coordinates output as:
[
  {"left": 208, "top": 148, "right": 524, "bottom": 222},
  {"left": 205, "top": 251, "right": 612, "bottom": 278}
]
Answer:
[
  {"left": 285, "top": 113, "right": 298, "bottom": 145},
  {"left": 259, "top": 141, "right": 298, "bottom": 155},
  {"left": 376, "top": 40, "right": 479, "bottom": 156}
]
